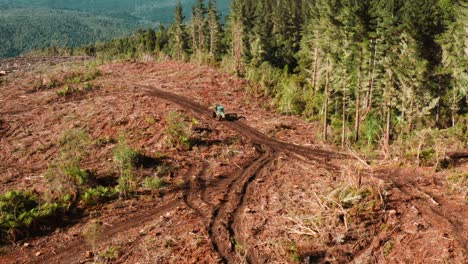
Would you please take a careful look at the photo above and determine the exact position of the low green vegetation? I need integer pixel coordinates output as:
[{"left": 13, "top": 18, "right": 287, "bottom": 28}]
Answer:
[
  {"left": 0, "top": 126, "right": 174, "bottom": 243},
  {"left": 165, "top": 111, "right": 194, "bottom": 149},
  {"left": 143, "top": 176, "right": 166, "bottom": 194},
  {"left": 100, "top": 245, "right": 121, "bottom": 261},
  {"left": 63, "top": 68, "right": 101, "bottom": 84},
  {"left": 396, "top": 126, "right": 467, "bottom": 168},
  {"left": 55, "top": 68, "right": 102, "bottom": 97},
  {"left": 383, "top": 240, "right": 394, "bottom": 257},
  {"left": 81, "top": 187, "right": 119, "bottom": 206},
  {"left": 0, "top": 190, "right": 64, "bottom": 242},
  {"left": 112, "top": 136, "right": 141, "bottom": 198},
  {"left": 447, "top": 171, "right": 468, "bottom": 195},
  {"left": 45, "top": 129, "right": 91, "bottom": 200},
  {"left": 83, "top": 220, "right": 104, "bottom": 253}
]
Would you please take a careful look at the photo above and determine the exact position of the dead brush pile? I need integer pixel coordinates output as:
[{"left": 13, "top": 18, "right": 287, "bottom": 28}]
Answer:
[
  {"left": 285, "top": 170, "right": 386, "bottom": 262},
  {"left": 240, "top": 158, "right": 387, "bottom": 263}
]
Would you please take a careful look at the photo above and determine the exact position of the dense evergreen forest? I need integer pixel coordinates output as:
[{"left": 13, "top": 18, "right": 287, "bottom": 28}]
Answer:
[
  {"left": 0, "top": 0, "right": 231, "bottom": 58},
  {"left": 39, "top": 0, "right": 468, "bottom": 156}
]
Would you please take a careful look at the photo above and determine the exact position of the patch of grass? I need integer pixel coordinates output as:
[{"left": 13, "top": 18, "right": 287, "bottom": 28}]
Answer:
[
  {"left": 382, "top": 240, "right": 394, "bottom": 257},
  {"left": 33, "top": 78, "right": 60, "bottom": 91},
  {"left": 174, "top": 179, "right": 186, "bottom": 188},
  {"left": 144, "top": 114, "right": 157, "bottom": 125},
  {"left": 143, "top": 176, "right": 166, "bottom": 192},
  {"left": 100, "top": 245, "right": 121, "bottom": 261},
  {"left": 289, "top": 243, "right": 301, "bottom": 262},
  {"left": 447, "top": 171, "right": 468, "bottom": 194},
  {"left": 81, "top": 82, "right": 101, "bottom": 92},
  {"left": 63, "top": 68, "right": 101, "bottom": 84},
  {"left": 45, "top": 129, "right": 91, "bottom": 201},
  {"left": 328, "top": 185, "right": 371, "bottom": 209},
  {"left": 56, "top": 82, "right": 101, "bottom": 97}
]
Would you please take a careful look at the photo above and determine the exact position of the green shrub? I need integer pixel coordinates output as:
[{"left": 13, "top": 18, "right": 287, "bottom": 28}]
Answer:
[
  {"left": 33, "top": 78, "right": 60, "bottom": 91},
  {"left": 113, "top": 136, "right": 141, "bottom": 168},
  {"left": 0, "top": 191, "right": 38, "bottom": 230},
  {"left": 0, "top": 191, "right": 62, "bottom": 241},
  {"left": 275, "top": 75, "right": 304, "bottom": 115},
  {"left": 82, "top": 82, "right": 92, "bottom": 91},
  {"left": 56, "top": 85, "right": 76, "bottom": 97},
  {"left": 100, "top": 245, "right": 121, "bottom": 260},
  {"left": 244, "top": 62, "right": 283, "bottom": 96},
  {"left": 81, "top": 186, "right": 118, "bottom": 206},
  {"left": 113, "top": 136, "right": 140, "bottom": 198},
  {"left": 165, "top": 111, "right": 192, "bottom": 148}
]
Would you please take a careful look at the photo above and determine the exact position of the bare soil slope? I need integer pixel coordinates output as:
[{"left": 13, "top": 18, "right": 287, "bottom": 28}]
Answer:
[{"left": 0, "top": 60, "right": 466, "bottom": 263}]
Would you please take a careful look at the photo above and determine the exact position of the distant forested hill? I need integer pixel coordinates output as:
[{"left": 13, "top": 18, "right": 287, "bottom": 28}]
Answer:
[{"left": 0, "top": 0, "right": 231, "bottom": 58}]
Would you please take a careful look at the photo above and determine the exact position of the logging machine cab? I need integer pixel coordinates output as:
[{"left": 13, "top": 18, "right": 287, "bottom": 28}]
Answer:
[{"left": 213, "top": 105, "right": 226, "bottom": 120}]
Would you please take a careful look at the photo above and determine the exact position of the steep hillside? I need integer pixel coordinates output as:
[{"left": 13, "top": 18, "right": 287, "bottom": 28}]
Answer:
[{"left": 0, "top": 58, "right": 466, "bottom": 263}]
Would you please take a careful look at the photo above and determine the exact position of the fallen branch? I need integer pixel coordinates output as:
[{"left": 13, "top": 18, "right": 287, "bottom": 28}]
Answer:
[{"left": 347, "top": 148, "right": 371, "bottom": 168}]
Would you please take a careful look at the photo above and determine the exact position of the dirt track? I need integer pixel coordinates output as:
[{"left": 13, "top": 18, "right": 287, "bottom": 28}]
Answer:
[
  {"left": 0, "top": 60, "right": 466, "bottom": 263},
  {"left": 28, "top": 84, "right": 343, "bottom": 263}
]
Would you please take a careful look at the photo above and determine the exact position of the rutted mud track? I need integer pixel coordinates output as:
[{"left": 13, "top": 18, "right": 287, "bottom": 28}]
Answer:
[
  {"left": 141, "top": 85, "right": 342, "bottom": 262},
  {"left": 2, "top": 61, "right": 466, "bottom": 263},
  {"left": 30, "top": 85, "right": 341, "bottom": 264},
  {"left": 140, "top": 85, "right": 342, "bottom": 263}
]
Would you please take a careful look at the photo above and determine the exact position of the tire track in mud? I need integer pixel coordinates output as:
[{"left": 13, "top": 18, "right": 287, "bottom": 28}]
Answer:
[
  {"left": 208, "top": 145, "right": 274, "bottom": 263},
  {"left": 34, "top": 199, "right": 182, "bottom": 264},
  {"left": 29, "top": 84, "right": 343, "bottom": 264},
  {"left": 139, "top": 85, "right": 345, "bottom": 167},
  {"left": 182, "top": 160, "right": 211, "bottom": 219},
  {"left": 139, "top": 85, "right": 347, "bottom": 263},
  {"left": 228, "top": 151, "right": 277, "bottom": 263}
]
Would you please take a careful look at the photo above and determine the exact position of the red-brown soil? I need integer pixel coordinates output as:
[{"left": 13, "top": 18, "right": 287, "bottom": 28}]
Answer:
[{"left": 0, "top": 59, "right": 466, "bottom": 263}]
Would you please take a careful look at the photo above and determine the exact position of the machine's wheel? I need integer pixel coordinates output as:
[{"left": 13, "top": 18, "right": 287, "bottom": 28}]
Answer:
[{"left": 212, "top": 112, "right": 217, "bottom": 118}]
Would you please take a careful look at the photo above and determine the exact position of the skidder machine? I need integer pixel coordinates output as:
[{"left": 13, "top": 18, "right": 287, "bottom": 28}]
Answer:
[{"left": 213, "top": 105, "right": 226, "bottom": 120}]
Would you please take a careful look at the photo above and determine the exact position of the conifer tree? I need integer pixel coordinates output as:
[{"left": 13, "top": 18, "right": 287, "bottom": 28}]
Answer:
[
  {"left": 189, "top": 6, "right": 198, "bottom": 53},
  {"left": 171, "top": 1, "right": 187, "bottom": 60},
  {"left": 229, "top": 0, "right": 245, "bottom": 75},
  {"left": 208, "top": 0, "right": 221, "bottom": 57},
  {"left": 196, "top": 0, "right": 207, "bottom": 53},
  {"left": 437, "top": 0, "right": 468, "bottom": 127}
]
